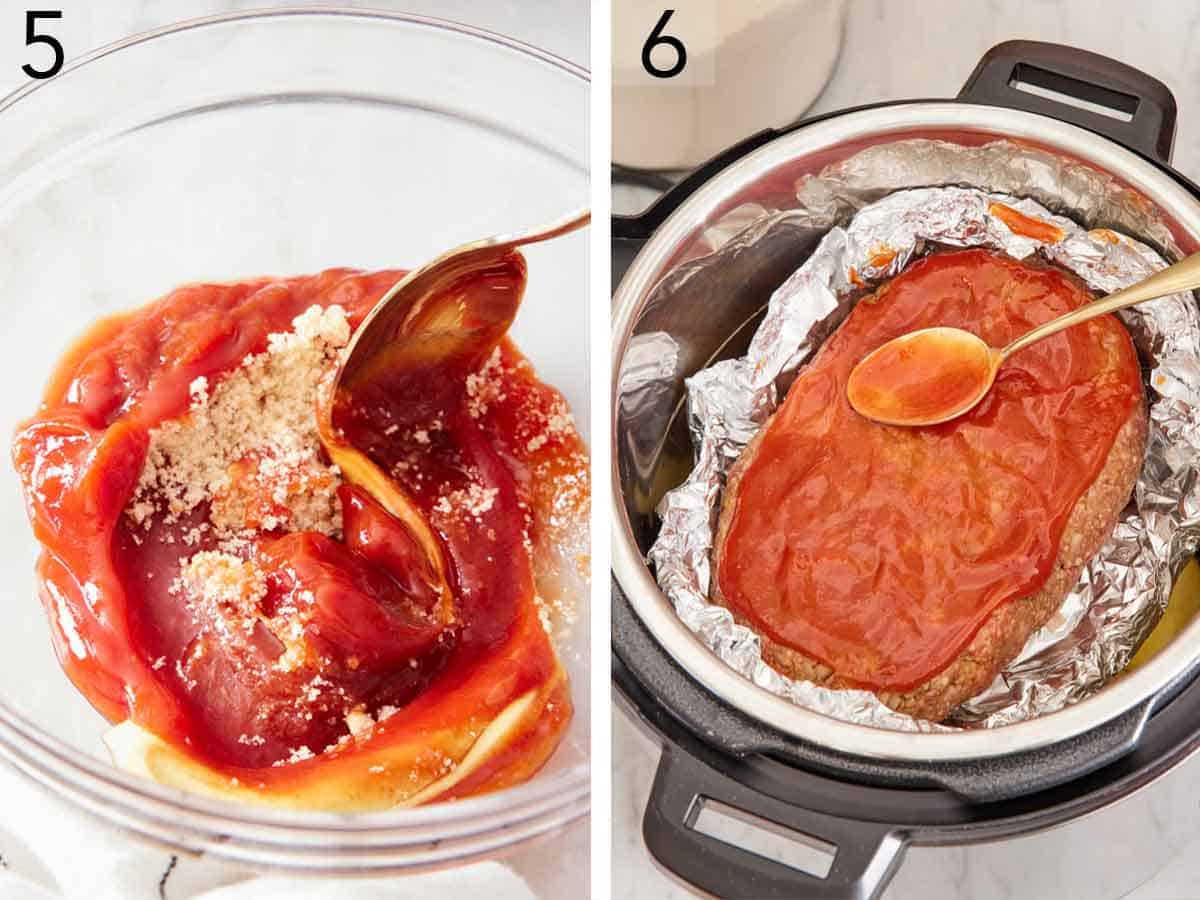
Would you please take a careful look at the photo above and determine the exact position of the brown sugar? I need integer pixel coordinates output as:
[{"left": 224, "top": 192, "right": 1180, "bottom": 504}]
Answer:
[
  {"left": 129, "top": 304, "right": 352, "bottom": 693},
  {"left": 127, "top": 304, "right": 350, "bottom": 542}
]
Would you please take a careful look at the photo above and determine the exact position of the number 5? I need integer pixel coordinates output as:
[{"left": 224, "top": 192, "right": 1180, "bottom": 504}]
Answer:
[
  {"left": 642, "top": 9, "right": 687, "bottom": 79},
  {"left": 22, "top": 10, "right": 64, "bottom": 80}
]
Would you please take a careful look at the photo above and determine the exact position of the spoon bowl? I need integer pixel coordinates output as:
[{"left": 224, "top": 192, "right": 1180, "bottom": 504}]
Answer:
[
  {"left": 334, "top": 207, "right": 590, "bottom": 395},
  {"left": 848, "top": 248, "right": 1200, "bottom": 427},
  {"left": 846, "top": 326, "right": 999, "bottom": 426},
  {"left": 316, "top": 207, "right": 589, "bottom": 605}
]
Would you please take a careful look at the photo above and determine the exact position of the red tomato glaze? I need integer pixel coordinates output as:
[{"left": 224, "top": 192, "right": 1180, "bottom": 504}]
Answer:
[{"left": 717, "top": 249, "right": 1142, "bottom": 692}]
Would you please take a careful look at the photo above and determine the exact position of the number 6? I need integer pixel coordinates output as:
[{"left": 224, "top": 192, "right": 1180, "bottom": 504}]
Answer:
[{"left": 642, "top": 9, "right": 687, "bottom": 79}]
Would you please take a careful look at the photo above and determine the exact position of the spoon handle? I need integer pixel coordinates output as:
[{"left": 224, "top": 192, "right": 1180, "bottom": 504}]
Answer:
[
  {"left": 1001, "top": 249, "right": 1200, "bottom": 359},
  {"left": 489, "top": 207, "right": 591, "bottom": 254}
]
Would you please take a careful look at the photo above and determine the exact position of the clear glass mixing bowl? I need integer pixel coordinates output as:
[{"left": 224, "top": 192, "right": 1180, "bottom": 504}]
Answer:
[{"left": 0, "top": 8, "right": 589, "bottom": 874}]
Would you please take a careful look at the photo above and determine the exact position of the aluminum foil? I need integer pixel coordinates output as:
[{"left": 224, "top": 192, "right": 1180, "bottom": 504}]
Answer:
[{"left": 648, "top": 145, "right": 1200, "bottom": 731}]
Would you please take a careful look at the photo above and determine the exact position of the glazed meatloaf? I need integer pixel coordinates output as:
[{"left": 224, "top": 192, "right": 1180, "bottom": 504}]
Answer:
[{"left": 711, "top": 249, "right": 1147, "bottom": 722}]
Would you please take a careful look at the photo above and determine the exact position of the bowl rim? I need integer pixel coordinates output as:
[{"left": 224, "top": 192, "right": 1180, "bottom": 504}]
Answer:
[
  {"left": 0, "top": 4, "right": 590, "bottom": 113},
  {"left": 611, "top": 100, "right": 1200, "bottom": 764},
  {"left": 0, "top": 5, "right": 590, "bottom": 844}
]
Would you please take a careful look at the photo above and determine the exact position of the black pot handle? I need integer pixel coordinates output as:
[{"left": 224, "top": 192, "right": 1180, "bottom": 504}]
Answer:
[
  {"left": 645, "top": 747, "right": 907, "bottom": 900},
  {"left": 616, "top": 40, "right": 1179, "bottom": 288},
  {"left": 957, "top": 39, "right": 1177, "bottom": 165},
  {"left": 612, "top": 127, "right": 789, "bottom": 292},
  {"left": 615, "top": 577, "right": 1164, "bottom": 804},
  {"left": 613, "top": 128, "right": 783, "bottom": 243}
]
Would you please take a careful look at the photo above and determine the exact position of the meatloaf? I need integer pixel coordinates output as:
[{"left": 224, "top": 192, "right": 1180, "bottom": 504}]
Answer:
[{"left": 710, "top": 249, "right": 1147, "bottom": 722}]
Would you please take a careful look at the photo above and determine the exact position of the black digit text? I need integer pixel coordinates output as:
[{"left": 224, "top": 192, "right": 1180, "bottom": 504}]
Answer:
[
  {"left": 642, "top": 9, "right": 686, "bottom": 79},
  {"left": 22, "top": 10, "right": 64, "bottom": 80}
]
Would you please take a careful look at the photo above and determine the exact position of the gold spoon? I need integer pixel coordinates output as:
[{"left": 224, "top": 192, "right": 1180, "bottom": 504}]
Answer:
[
  {"left": 847, "top": 249, "right": 1200, "bottom": 427},
  {"left": 334, "top": 208, "right": 590, "bottom": 394},
  {"left": 315, "top": 208, "right": 590, "bottom": 606}
]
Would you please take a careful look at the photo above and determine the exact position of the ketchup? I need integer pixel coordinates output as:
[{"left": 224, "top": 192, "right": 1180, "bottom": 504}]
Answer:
[
  {"left": 717, "top": 250, "right": 1141, "bottom": 692},
  {"left": 990, "top": 202, "right": 1066, "bottom": 243},
  {"left": 12, "top": 268, "right": 587, "bottom": 801}
]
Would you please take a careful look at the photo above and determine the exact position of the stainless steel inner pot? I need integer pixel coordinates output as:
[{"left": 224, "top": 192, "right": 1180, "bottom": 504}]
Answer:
[{"left": 612, "top": 101, "right": 1200, "bottom": 765}]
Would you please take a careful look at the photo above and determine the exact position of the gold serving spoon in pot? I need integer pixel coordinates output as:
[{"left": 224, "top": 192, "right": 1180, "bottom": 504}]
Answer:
[{"left": 847, "top": 249, "right": 1200, "bottom": 427}]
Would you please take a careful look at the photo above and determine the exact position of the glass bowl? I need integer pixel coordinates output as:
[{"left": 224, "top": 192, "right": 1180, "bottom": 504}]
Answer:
[{"left": 0, "top": 7, "right": 589, "bottom": 874}]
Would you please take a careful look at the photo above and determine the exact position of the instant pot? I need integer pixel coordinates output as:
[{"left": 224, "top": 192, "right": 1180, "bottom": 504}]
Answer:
[{"left": 612, "top": 41, "right": 1200, "bottom": 899}]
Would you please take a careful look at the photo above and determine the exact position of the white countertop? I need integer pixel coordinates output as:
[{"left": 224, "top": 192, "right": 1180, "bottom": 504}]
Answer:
[{"left": 613, "top": 2, "right": 1200, "bottom": 898}]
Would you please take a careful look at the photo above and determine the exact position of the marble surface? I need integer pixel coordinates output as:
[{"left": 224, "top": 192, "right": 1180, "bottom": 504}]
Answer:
[
  {"left": 613, "top": 2, "right": 1200, "bottom": 899},
  {"left": 0, "top": 1, "right": 588, "bottom": 898}
]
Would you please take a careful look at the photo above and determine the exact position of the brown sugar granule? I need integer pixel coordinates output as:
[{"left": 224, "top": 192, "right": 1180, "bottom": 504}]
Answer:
[
  {"left": 465, "top": 346, "right": 506, "bottom": 419},
  {"left": 127, "top": 304, "right": 350, "bottom": 541},
  {"left": 178, "top": 551, "right": 268, "bottom": 620}
]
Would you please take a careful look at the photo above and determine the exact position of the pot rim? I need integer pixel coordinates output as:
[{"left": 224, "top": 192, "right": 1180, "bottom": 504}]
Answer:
[{"left": 611, "top": 100, "right": 1200, "bottom": 763}]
